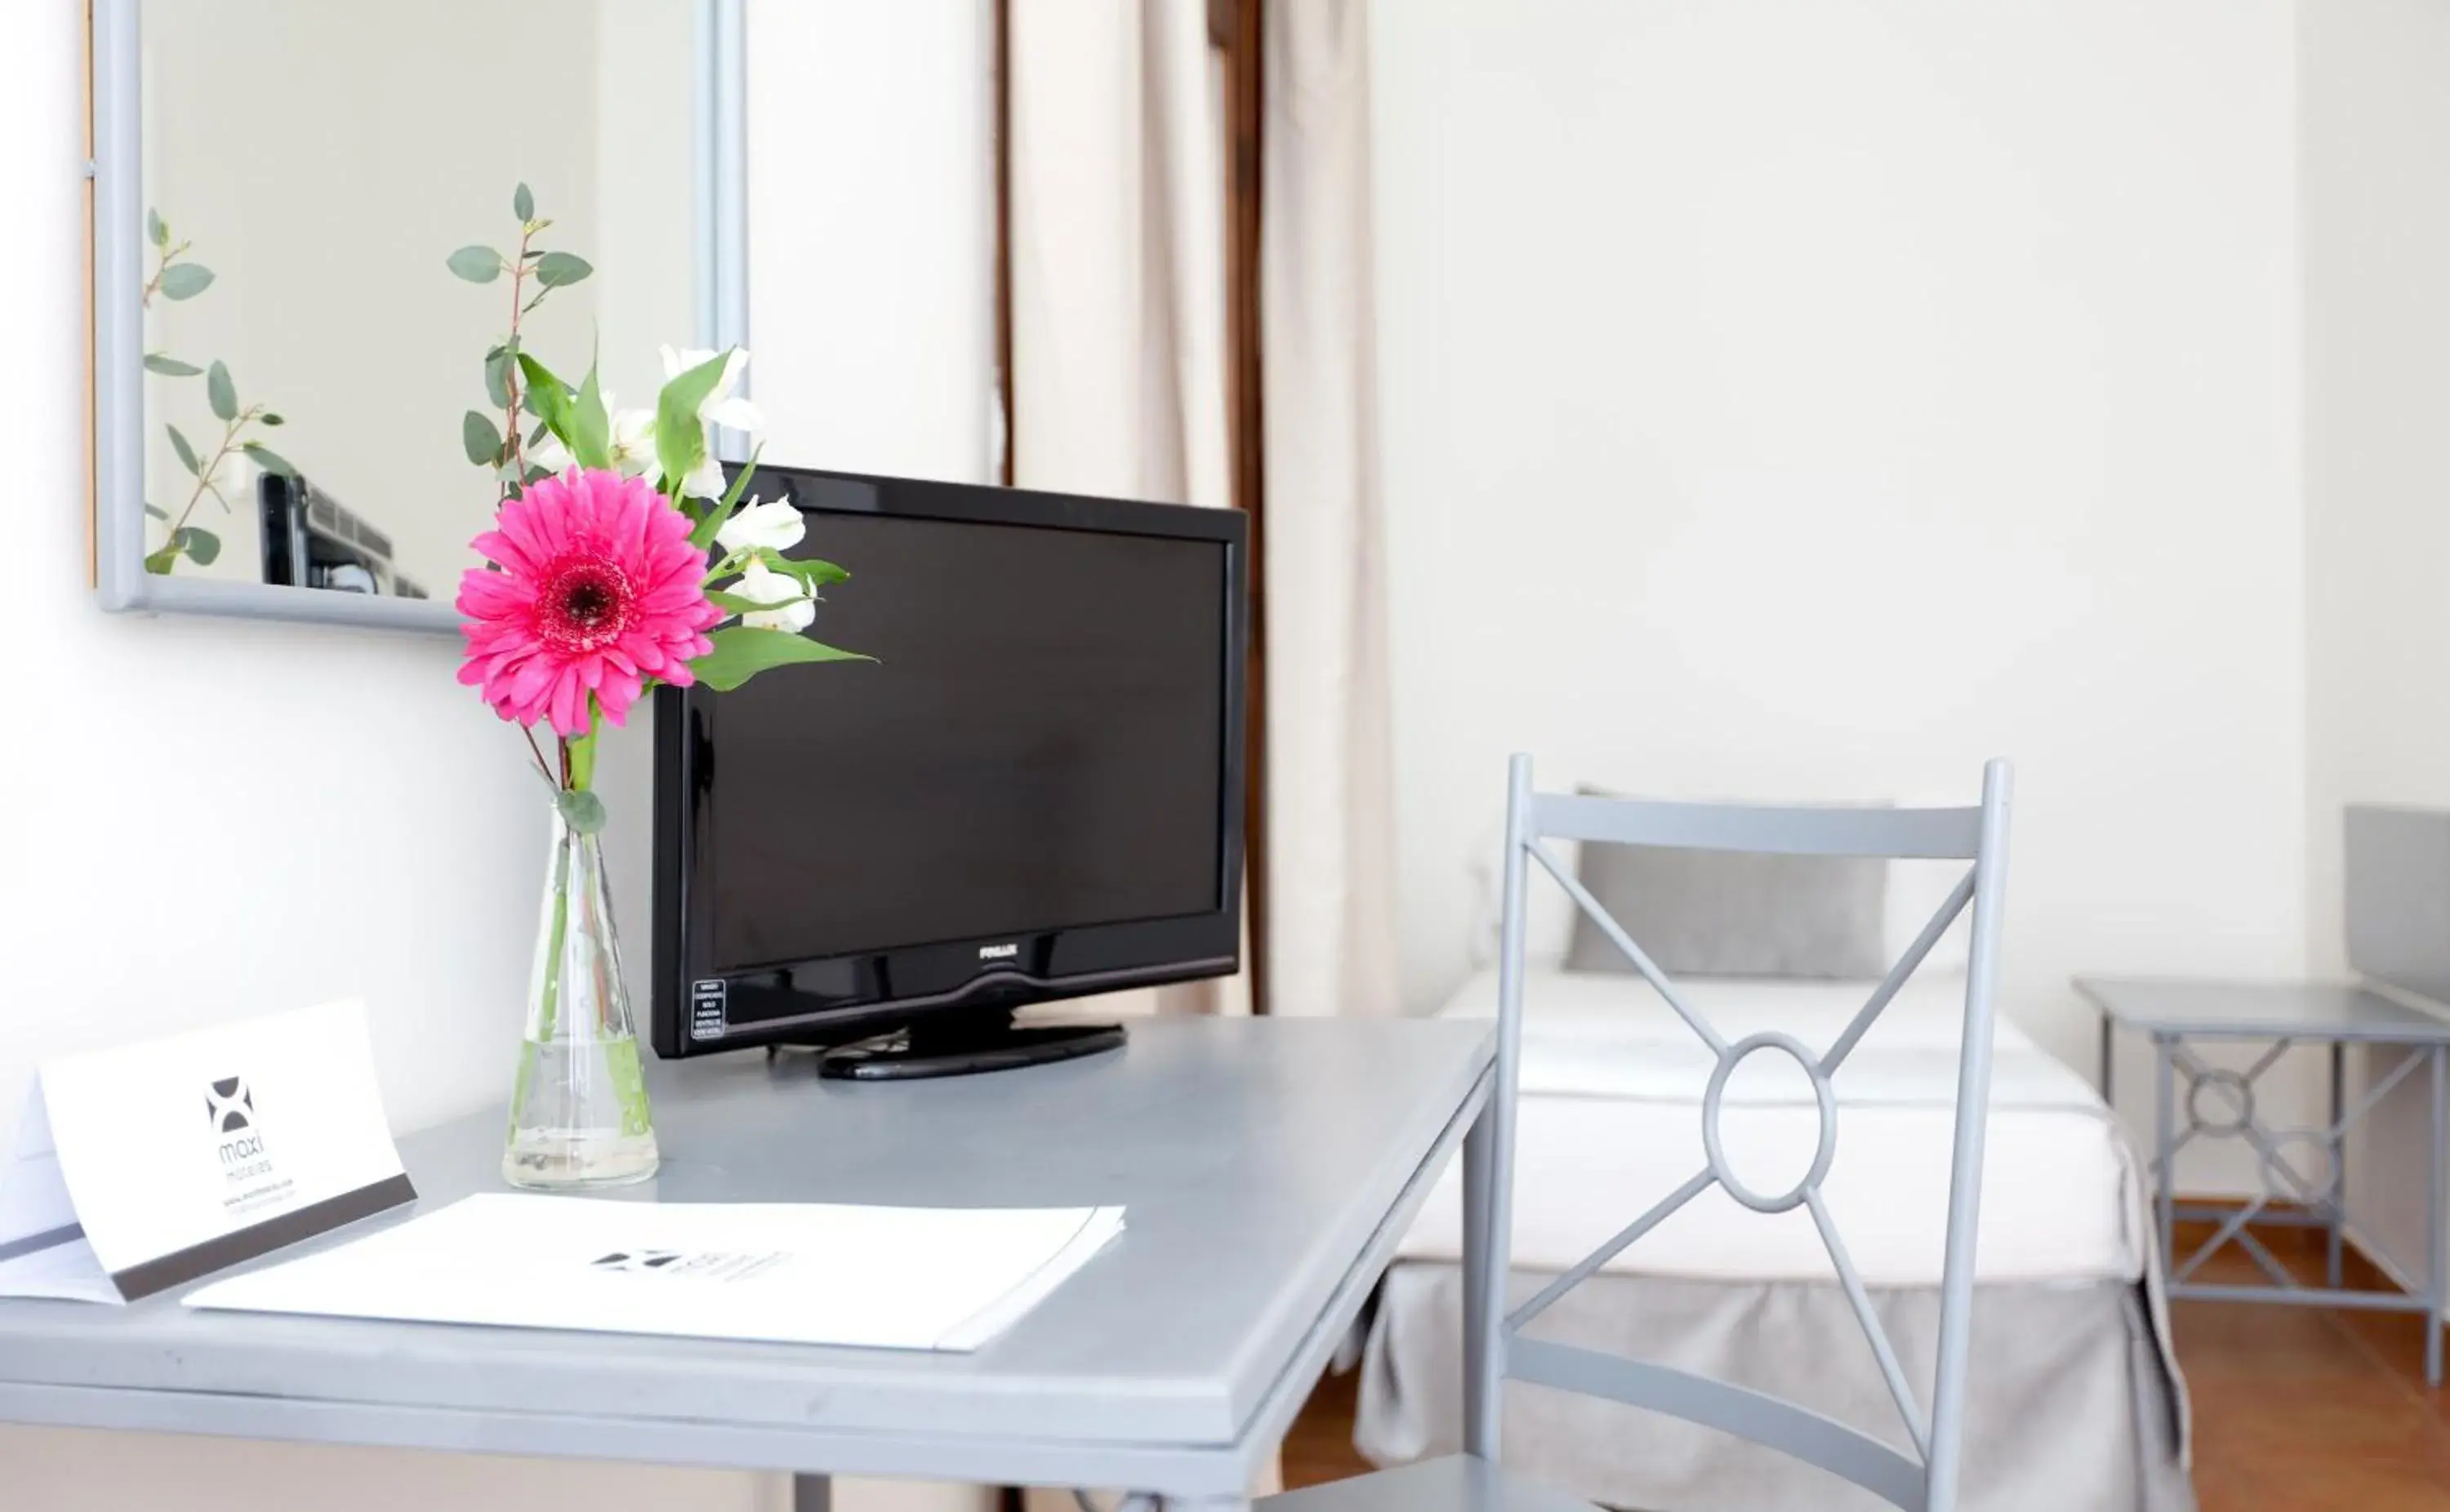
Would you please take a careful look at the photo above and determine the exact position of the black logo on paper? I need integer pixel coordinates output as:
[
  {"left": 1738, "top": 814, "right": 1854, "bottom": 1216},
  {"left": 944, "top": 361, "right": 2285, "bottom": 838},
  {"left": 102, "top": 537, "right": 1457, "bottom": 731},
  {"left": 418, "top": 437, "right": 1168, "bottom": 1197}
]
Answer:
[
  {"left": 207, "top": 1074, "right": 279, "bottom": 1203},
  {"left": 588, "top": 1247, "right": 785, "bottom": 1283},
  {"left": 207, "top": 1076, "right": 254, "bottom": 1133},
  {"left": 591, "top": 1250, "right": 685, "bottom": 1273}
]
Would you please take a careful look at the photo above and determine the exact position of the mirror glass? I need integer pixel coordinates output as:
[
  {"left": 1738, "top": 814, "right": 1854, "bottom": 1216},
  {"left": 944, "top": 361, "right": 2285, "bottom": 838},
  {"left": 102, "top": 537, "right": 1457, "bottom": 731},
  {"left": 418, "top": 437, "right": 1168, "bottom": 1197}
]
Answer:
[{"left": 134, "top": 0, "right": 701, "bottom": 601}]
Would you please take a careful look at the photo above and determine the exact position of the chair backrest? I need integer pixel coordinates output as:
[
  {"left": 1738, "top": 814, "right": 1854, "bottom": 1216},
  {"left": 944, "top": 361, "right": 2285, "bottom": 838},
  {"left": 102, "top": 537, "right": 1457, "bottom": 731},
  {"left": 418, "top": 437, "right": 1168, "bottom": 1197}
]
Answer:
[{"left": 1462, "top": 755, "right": 2013, "bottom": 1512}]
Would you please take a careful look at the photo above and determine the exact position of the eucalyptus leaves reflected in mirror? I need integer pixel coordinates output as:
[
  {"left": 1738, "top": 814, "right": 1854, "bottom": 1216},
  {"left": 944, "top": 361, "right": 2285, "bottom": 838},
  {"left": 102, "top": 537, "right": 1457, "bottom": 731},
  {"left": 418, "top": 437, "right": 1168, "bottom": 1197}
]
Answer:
[{"left": 139, "top": 210, "right": 297, "bottom": 576}]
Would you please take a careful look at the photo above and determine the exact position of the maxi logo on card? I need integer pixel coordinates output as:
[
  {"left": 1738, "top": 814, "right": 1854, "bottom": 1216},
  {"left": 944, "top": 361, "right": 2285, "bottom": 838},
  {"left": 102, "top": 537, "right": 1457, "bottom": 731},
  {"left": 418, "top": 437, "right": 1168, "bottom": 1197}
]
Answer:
[{"left": 206, "top": 1074, "right": 292, "bottom": 1212}]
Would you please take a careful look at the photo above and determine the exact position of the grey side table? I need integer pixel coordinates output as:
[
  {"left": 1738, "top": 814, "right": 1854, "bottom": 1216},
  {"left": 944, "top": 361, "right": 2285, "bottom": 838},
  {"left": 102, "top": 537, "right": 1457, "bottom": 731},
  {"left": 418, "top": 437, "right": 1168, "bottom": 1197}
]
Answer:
[
  {"left": 2077, "top": 976, "right": 2450, "bottom": 1385},
  {"left": 0, "top": 1016, "right": 1495, "bottom": 1510}
]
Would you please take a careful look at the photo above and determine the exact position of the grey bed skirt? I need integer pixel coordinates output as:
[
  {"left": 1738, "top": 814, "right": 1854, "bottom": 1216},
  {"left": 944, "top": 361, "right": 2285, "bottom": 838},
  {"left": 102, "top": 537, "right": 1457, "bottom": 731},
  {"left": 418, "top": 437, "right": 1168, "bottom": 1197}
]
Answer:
[{"left": 1353, "top": 1263, "right": 2195, "bottom": 1512}]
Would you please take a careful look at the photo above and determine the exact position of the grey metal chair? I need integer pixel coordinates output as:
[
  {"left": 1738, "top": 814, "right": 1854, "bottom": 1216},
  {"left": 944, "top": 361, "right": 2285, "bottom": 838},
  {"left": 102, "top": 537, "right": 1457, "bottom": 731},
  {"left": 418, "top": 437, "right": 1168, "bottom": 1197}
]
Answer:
[{"left": 1264, "top": 755, "right": 2014, "bottom": 1512}]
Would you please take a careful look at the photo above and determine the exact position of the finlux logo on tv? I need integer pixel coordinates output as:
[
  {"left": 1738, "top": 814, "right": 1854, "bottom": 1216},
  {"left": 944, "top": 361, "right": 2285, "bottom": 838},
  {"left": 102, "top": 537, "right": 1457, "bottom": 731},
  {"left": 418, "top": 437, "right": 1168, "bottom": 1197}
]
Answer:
[{"left": 207, "top": 1075, "right": 274, "bottom": 1185}]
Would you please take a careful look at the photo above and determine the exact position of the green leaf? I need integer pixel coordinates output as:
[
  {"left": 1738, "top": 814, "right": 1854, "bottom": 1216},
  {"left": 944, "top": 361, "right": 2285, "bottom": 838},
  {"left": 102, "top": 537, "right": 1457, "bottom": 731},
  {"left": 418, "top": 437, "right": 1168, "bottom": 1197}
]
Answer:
[
  {"left": 447, "top": 245, "right": 504, "bottom": 283},
  {"left": 567, "top": 360, "right": 613, "bottom": 470},
  {"left": 143, "top": 545, "right": 180, "bottom": 575},
  {"left": 259, "top": 412, "right": 284, "bottom": 426},
  {"left": 205, "top": 361, "right": 237, "bottom": 422},
  {"left": 167, "top": 424, "right": 204, "bottom": 477},
  {"left": 534, "top": 251, "right": 593, "bottom": 288},
  {"left": 516, "top": 354, "right": 576, "bottom": 443},
  {"left": 144, "top": 353, "right": 201, "bottom": 377},
  {"left": 484, "top": 349, "right": 513, "bottom": 410},
  {"left": 688, "top": 625, "right": 871, "bottom": 692},
  {"left": 513, "top": 182, "right": 535, "bottom": 222},
  {"left": 147, "top": 208, "right": 167, "bottom": 247},
  {"left": 555, "top": 787, "right": 607, "bottom": 836},
  {"left": 462, "top": 410, "right": 505, "bottom": 467},
  {"left": 174, "top": 526, "right": 220, "bottom": 566},
  {"left": 702, "top": 587, "right": 806, "bottom": 616},
  {"left": 656, "top": 350, "right": 731, "bottom": 496},
  {"left": 158, "top": 263, "right": 213, "bottom": 300},
  {"left": 756, "top": 550, "right": 851, "bottom": 589},
  {"left": 242, "top": 442, "right": 298, "bottom": 478},
  {"left": 688, "top": 443, "right": 764, "bottom": 550},
  {"left": 144, "top": 502, "right": 169, "bottom": 521},
  {"left": 523, "top": 465, "right": 553, "bottom": 486}
]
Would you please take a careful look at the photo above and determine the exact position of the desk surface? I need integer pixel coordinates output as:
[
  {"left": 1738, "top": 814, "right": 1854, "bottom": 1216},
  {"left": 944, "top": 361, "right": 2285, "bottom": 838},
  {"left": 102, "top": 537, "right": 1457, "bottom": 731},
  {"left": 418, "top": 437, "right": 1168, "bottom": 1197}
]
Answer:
[
  {"left": 0, "top": 1016, "right": 1493, "bottom": 1496},
  {"left": 2076, "top": 976, "right": 2450, "bottom": 1043}
]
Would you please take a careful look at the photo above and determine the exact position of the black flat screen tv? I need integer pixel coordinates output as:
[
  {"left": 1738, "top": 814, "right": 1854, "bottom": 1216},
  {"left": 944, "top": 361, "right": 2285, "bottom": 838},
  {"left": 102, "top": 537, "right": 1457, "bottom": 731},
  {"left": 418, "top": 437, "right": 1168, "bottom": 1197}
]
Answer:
[{"left": 651, "top": 466, "right": 1247, "bottom": 1074}]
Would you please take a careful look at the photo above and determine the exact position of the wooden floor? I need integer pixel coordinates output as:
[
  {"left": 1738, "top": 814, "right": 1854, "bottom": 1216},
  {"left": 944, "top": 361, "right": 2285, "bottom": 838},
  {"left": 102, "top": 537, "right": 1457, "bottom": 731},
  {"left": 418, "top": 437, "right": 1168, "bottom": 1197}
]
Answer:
[{"left": 1281, "top": 1222, "right": 2450, "bottom": 1510}]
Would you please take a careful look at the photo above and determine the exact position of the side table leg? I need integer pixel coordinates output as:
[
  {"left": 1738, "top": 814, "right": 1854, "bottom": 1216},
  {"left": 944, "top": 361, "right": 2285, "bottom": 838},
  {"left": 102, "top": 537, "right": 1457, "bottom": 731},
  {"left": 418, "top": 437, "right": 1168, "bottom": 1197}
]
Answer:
[
  {"left": 2100, "top": 1012, "right": 2114, "bottom": 1105},
  {"left": 795, "top": 1474, "right": 831, "bottom": 1512},
  {"left": 2155, "top": 1035, "right": 2176, "bottom": 1276},
  {"left": 1461, "top": 1105, "right": 1497, "bottom": 1461},
  {"left": 2430, "top": 1047, "right": 2446, "bottom": 1389},
  {"left": 2331, "top": 1040, "right": 2347, "bottom": 1290}
]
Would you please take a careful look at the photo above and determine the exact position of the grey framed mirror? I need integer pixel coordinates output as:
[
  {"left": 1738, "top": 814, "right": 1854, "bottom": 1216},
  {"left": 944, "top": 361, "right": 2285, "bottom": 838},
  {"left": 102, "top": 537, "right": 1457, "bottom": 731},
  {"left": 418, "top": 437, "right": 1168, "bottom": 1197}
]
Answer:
[{"left": 89, "top": 0, "right": 749, "bottom": 633}]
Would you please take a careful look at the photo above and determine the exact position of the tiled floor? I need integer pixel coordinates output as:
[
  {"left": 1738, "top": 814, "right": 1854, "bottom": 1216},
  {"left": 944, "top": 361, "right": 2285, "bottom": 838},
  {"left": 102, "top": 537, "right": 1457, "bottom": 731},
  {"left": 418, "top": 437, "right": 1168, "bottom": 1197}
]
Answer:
[{"left": 1281, "top": 1227, "right": 2450, "bottom": 1510}]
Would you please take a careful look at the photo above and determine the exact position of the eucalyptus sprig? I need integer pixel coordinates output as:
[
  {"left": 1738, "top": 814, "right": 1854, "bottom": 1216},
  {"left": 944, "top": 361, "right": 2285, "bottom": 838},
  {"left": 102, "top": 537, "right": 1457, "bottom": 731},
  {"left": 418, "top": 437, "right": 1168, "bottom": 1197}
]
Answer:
[
  {"left": 144, "top": 360, "right": 296, "bottom": 575},
  {"left": 140, "top": 209, "right": 295, "bottom": 575},
  {"left": 448, "top": 183, "right": 595, "bottom": 498}
]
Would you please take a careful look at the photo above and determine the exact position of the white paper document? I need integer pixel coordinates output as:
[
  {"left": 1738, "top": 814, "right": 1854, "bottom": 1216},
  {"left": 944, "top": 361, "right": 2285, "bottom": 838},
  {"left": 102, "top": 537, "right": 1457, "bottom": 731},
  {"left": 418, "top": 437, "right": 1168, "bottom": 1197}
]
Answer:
[
  {"left": 0, "top": 1000, "right": 413, "bottom": 1303},
  {"left": 185, "top": 1194, "right": 1126, "bottom": 1351}
]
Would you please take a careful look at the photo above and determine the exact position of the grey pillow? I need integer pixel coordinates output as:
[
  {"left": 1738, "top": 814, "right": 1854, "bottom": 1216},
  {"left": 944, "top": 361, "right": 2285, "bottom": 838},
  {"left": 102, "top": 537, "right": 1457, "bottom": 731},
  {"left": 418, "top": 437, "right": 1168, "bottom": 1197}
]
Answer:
[{"left": 1562, "top": 814, "right": 1889, "bottom": 980}]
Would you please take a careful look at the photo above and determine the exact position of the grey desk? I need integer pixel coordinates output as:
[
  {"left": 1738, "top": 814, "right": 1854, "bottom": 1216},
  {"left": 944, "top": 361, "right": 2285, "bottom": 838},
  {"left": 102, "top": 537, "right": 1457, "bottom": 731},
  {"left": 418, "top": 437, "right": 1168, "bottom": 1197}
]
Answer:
[
  {"left": 0, "top": 1016, "right": 1494, "bottom": 1510},
  {"left": 2078, "top": 976, "right": 2450, "bottom": 1384}
]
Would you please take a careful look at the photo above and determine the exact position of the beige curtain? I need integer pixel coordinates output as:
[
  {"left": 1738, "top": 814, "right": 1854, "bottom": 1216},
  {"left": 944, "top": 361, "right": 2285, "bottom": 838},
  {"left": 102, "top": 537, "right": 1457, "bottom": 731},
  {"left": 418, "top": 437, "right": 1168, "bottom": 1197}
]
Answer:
[
  {"left": 1009, "top": 0, "right": 1227, "bottom": 509},
  {"left": 1009, "top": 0, "right": 1245, "bottom": 1020},
  {"left": 1008, "top": 0, "right": 1397, "bottom": 1028},
  {"left": 1260, "top": 0, "right": 1401, "bottom": 1019}
]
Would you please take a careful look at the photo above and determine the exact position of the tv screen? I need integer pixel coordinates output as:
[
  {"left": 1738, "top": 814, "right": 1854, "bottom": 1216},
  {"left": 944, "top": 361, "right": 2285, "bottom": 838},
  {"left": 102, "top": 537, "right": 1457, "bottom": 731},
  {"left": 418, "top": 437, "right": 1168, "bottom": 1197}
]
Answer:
[
  {"left": 707, "top": 511, "right": 1227, "bottom": 971},
  {"left": 654, "top": 468, "right": 1247, "bottom": 1058}
]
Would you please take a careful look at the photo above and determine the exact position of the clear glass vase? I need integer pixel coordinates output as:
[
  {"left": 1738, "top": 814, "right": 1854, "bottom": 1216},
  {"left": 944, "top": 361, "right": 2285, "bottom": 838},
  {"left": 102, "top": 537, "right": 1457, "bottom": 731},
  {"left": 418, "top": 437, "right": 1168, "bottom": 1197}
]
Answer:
[{"left": 502, "top": 797, "right": 660, "bottom": 1188}]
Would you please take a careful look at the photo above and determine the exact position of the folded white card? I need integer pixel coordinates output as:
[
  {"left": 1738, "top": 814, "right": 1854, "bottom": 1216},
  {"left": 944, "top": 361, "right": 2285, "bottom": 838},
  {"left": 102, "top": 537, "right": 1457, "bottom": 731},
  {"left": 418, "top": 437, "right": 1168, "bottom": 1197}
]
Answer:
[
  {"left": 0, "top": 1000, "right": 414, "bottom": 1303},
  {"left": 185, "top": 1194, "right": 1125, "bottom": 1350}
]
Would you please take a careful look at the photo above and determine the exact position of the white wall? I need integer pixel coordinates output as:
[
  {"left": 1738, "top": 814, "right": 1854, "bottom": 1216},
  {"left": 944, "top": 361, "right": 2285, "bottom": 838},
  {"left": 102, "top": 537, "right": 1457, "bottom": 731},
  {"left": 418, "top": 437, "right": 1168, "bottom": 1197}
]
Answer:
[
  {"left": 0, "top": 1, "right": 991, "bottom": 1507},
  {"left": 2297, "top": 0, "right": 2450, "bottom": 1294},
  {"left": 747, "top": 0, "right": 996, "bottom": 485},
  {"left": 1370, "top": 1, "right": 2312, "bottom": 1123}
]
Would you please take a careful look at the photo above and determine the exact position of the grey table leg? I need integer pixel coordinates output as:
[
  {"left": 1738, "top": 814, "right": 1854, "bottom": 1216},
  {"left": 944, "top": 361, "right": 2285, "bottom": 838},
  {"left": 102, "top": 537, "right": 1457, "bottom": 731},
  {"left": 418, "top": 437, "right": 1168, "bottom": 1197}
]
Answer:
[
  {"left": 2330, "top": 1040, "right": 2347, "bottom": 1290},
  {"left": 2100, "top": 1013, "right": 2114, "bottom": 1105},
  {"left": 2430, "top": 1047, "right": 2446, "bottom": 1389},
  {"left": 795, "top": 1474, "right": 831, "bottom": 1512},
  {"left": 1460, "top": 1103, "right": 1496, "bottom": 1461},
  {"left": 2155, "top": 1035, "right": 2176, "bottom": 1277}
]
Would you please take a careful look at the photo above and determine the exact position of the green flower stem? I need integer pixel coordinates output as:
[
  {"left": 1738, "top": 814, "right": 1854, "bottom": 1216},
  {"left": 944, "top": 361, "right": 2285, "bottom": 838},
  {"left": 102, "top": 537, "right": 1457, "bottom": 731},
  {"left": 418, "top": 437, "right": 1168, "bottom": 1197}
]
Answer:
[
  {"left": 536, "top": 837, "right": 572, "bottom": 1046},
  {"left": 566, "top": 728, "right": 598, "bottom": 793}
]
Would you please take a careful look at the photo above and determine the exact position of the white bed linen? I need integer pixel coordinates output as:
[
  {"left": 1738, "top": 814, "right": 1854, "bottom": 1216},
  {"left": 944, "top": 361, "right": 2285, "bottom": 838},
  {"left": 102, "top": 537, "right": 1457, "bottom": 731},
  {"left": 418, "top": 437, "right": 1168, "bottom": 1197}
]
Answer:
[{"left": 1401, "top": 967, "right": 2145, "bottom": 1286}]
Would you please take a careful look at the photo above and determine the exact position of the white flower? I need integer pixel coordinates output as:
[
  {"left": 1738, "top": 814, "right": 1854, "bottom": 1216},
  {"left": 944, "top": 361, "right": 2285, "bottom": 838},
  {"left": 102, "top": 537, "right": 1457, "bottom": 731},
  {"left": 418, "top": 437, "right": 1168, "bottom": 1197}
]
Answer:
[
  {"left": 682, "top": 451, "right": 728, "bottom": 502},
  {"left": 659, "top": 345, "right": 766, "bottom": 500},
  {"left": 607, "top": 407, "right": 657, "bottom": 478},
  {"left": 528, "top": 431, "right": 572, "bottom": 474},
  {"left": 728, "top": 559, "right": 815, "bottom": 634},
  {"left": 715, "top": 495, "right": 805, "bottom": 554},
  {"left": 658, "top": 345, "right": 765, "bottom": 434}
]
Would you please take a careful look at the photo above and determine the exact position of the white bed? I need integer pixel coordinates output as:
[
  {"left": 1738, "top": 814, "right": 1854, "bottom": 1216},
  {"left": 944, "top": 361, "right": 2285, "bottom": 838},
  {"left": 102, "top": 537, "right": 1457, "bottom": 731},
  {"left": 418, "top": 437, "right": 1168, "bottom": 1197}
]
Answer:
[
  {"left": 1352, "top": 964, "right": 2193, "bottom": 1512},
  {"left": 1400, "top": 966, "right": 2145, "bottom": 1287}
]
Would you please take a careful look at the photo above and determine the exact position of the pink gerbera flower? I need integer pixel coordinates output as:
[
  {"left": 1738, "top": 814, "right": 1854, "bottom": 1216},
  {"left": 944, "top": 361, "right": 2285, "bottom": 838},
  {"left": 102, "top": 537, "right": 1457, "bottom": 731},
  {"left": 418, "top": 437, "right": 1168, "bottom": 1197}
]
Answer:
[{"left": 457, "top": 468, "right": 720, "bottom": 736}]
